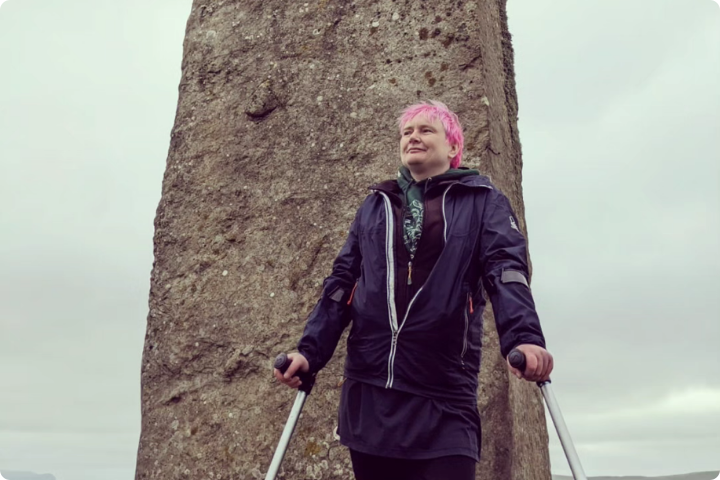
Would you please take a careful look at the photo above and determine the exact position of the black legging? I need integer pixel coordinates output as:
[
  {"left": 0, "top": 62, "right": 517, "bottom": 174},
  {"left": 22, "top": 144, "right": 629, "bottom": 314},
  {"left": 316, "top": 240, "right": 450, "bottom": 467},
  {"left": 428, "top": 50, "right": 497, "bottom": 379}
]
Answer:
[{"left": 349, "top": 450, "right": 476, "bottom": 480}]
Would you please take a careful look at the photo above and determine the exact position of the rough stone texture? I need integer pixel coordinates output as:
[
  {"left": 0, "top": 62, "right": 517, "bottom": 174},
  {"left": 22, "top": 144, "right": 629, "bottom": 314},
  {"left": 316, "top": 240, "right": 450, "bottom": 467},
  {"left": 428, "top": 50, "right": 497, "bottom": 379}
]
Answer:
[{"left": 135, "top": 1, "right": 551, "bottom": 479}]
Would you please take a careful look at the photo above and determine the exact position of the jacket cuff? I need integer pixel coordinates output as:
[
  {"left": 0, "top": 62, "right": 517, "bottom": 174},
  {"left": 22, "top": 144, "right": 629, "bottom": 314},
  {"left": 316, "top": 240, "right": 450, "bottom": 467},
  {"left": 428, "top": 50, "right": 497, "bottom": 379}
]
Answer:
[
  {"left": 502, "top": 334, "right": 546, "bottom": 359},
  {"left": 296, "top": 346, "right": 319, "bottom": 375}
]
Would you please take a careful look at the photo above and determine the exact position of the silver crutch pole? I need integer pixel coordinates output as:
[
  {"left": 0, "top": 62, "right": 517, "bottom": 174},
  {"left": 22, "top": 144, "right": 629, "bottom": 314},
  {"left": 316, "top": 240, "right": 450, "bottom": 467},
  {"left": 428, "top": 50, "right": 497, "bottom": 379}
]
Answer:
[
  {"left": 265, "top": 353, "right": 316, "bottom": 480},
  {"left": 509, "top": 349, "right": 588, "bottom": 480}
]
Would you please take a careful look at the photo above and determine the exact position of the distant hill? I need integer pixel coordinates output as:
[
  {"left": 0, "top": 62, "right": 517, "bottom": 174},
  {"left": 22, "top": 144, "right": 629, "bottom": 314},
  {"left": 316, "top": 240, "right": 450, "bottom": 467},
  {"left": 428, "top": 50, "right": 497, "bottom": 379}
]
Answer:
[
  {"left": 553, "top": 472, "right": 719, "bottom": 480},
  {"left": 0, "top": 472, "right": 57, "bottom": 480}
]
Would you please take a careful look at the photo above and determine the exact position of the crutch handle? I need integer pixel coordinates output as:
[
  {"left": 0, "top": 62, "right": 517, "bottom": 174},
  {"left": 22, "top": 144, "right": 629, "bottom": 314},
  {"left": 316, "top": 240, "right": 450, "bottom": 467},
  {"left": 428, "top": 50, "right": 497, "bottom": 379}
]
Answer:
[
  {"left": 508, "top": 348, "right": 527, "bottom": 372},
  {"left": 507, "top": 348, "right": 588, "bottom": 480},
  {"left": 508, "top": 348, "right": 550, "bottom": 386},
  {"left": 274, "top": 352, "right": 293, "bottom": 372},
  {"left": 274, "top": 353, "right": 316, "bottom": 394}
]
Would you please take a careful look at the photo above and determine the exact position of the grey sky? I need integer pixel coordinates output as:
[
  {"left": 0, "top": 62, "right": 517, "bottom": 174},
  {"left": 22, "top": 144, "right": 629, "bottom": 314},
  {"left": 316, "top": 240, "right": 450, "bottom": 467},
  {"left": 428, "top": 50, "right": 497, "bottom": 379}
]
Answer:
[{"left": 0, "top": 1, "right": 718, "bottom": 479}]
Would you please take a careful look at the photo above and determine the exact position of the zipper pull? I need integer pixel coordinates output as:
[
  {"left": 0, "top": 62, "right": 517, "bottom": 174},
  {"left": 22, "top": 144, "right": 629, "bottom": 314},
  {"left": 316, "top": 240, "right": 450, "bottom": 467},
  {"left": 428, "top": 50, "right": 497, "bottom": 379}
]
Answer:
[{"left": 407, "top": 261, "right": 413, "bottom": 285}]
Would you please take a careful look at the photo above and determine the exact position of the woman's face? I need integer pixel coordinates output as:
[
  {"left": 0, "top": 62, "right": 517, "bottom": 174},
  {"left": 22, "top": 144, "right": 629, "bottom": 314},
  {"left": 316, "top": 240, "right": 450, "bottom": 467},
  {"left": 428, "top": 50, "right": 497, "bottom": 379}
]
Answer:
[{"left": 399, "top": 114, "right": 457, "bottom": 175}]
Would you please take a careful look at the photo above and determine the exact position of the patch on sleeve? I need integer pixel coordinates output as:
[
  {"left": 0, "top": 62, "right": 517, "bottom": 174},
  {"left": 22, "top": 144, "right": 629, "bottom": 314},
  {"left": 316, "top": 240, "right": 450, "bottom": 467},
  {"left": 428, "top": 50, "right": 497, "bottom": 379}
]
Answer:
[
  {"left": 501, "top": 270, "right": 529, "bottom": 287},
  {"left": 329, "top": 287, "right": 346, "bottom": 302}
]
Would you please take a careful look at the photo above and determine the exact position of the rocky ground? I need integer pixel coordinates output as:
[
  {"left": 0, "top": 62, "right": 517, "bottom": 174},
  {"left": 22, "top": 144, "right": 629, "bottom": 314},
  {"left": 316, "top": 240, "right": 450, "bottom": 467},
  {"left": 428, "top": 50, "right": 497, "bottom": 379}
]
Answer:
[{"left": 553, "top": 472, "right": 719, "bottom": 480}]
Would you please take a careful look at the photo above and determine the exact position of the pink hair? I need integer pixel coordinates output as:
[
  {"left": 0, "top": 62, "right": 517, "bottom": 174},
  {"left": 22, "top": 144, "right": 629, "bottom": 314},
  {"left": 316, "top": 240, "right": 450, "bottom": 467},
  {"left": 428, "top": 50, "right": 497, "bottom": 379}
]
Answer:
[{"left": 397, "top": 100, "right": 464, "bottom": 169}]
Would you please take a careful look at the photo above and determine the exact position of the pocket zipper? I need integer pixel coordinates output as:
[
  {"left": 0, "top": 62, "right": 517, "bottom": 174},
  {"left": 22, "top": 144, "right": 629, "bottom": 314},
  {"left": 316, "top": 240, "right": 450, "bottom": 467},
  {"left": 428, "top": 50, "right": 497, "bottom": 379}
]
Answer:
[{"left": 461, "top": 292, "right": 470, "bottom": 363}]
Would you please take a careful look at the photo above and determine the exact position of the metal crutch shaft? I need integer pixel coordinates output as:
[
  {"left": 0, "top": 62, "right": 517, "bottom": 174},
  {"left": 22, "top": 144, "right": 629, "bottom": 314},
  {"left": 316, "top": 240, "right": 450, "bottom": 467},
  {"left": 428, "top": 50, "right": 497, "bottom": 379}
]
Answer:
[
  {"left": 265, "top": 353, "right": 316, "bottom": 480},
  {"left": 265, "top": 390, "right": 307, "bottom": 480},
  {"left": 539, "top": 381, "right": 587, "bottom": 480},
  {"left": 508, "top": 349, "right": 588, "bottom": 480}
]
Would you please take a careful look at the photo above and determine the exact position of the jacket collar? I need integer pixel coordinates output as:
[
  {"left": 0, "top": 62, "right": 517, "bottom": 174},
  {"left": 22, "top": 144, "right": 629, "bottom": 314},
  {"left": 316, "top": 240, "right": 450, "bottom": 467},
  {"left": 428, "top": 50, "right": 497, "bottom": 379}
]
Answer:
[
  {"left": 454, "top": 174, "right": 494, "bottom": 189},
  {"left": 369, "top": 170, "right": 493, "bottom": 195}
]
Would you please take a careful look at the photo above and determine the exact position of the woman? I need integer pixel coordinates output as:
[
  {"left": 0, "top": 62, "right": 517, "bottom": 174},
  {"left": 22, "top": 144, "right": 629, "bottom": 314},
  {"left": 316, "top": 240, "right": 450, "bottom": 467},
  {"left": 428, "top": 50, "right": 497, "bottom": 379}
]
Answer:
[{"left": 275, "top": 100, "right": 553, "bottom": 480}]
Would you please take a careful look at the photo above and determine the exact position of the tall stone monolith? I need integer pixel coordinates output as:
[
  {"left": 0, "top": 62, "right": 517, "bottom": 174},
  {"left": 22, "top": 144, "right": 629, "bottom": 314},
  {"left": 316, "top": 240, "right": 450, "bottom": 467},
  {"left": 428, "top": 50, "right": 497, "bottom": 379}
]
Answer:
[{"left": 135, "top": 1, "right": 551, "bottom": 478}]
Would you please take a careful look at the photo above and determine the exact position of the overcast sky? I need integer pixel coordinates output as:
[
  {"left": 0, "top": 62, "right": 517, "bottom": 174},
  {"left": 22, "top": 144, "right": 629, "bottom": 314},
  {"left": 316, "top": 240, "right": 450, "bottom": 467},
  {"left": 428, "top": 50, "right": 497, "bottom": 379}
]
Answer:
[{"left": 0, "top": 1, "right": 718, "bottom": 479}]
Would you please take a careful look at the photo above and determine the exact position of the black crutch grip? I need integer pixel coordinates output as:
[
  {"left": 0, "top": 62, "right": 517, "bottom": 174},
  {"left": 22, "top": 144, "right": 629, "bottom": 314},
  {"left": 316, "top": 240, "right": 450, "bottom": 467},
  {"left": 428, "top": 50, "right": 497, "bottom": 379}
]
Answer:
[
  {"left": 274, "top": 353, "right": 316, "bottom": 395},
  {"left": 508, "top": 348, "right": 550, "bottom": 387},
  {"left": 508, "top": 349, "right": 527, "bottom": 372}
]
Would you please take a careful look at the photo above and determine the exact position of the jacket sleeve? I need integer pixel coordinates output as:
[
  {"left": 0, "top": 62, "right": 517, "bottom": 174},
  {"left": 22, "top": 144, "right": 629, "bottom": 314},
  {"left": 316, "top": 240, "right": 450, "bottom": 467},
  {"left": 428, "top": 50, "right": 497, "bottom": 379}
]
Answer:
[
  {"left": 478, "top": 190, "right": 546, "bottom": 359},
  {"left": 296, "top": 206, "right": 363, "bottom": 374}
]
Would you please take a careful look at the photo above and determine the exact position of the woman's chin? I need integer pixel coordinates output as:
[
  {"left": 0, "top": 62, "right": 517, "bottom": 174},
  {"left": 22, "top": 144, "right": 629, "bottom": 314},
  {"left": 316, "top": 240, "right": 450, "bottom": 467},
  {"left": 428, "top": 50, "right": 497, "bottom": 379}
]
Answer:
[{"left": 404, "top": 157, "right": 427, "bottom": 167}]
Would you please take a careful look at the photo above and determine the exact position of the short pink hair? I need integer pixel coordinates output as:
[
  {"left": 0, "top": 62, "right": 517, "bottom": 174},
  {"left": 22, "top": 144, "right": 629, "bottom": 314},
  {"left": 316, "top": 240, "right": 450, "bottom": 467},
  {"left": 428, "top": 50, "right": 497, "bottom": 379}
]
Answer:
[{"left": 397, "top": 100, "right": 464, "bottom": 169}]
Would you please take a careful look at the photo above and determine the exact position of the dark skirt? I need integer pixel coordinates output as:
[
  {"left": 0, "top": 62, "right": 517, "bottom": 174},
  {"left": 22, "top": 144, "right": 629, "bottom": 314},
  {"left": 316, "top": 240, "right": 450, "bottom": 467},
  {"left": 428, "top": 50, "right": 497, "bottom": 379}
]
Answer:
[{"left": 337, "top": 378, "right": 481, "bottom": 461}]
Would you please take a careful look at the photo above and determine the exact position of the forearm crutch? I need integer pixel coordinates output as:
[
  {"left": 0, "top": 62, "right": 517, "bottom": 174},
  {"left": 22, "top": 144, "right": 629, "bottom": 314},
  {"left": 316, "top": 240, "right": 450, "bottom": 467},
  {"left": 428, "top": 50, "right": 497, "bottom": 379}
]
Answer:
[
  {"left": 509, "top": 349, "right": 588, "bottom": 480},
  {"left": 264, "top": 353, "right": 316, "bottom": 480}
]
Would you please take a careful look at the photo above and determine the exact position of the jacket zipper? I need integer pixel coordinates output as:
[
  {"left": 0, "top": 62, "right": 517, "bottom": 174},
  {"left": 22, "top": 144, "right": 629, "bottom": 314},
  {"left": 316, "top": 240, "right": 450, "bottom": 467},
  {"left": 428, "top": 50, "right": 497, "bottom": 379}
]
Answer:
[
  {"left": 377, "top": 192, "right": 399, "bottom": 331},
  {"left": 375, "top": 181, "right": 492, "bottom": 387},
  {"left": 442, "top": 184, "right": 455, "bottom": 243},
  {"left": 386, "top": 289, "right": 423, "bottom": 388},
  {"left": 376, "top": 191, "right": 423, "bottom": 389}
]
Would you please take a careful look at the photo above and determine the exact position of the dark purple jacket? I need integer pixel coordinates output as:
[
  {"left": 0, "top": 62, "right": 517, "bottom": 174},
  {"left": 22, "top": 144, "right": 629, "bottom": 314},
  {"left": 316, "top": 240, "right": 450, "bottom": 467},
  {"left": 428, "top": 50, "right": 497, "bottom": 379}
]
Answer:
[{"left": 297, "top": 173, "right": 546, "bottom": 403}]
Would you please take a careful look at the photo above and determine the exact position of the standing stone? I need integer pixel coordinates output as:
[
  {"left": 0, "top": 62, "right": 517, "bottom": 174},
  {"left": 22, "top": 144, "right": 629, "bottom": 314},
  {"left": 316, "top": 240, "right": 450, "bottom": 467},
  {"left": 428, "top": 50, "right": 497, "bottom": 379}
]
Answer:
[{"left": 135, "top": 1, "right": 551, "bottom": 479}]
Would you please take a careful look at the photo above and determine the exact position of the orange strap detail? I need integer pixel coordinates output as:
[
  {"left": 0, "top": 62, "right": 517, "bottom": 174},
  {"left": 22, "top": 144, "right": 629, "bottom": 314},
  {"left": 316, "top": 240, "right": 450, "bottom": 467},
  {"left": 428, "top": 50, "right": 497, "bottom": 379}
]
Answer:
[
  {"left": 469, "top": 296, "right": 474, "bottom": 314},
  {"left": 347, "top": 282, "right": 358, "bottom": 306}
]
